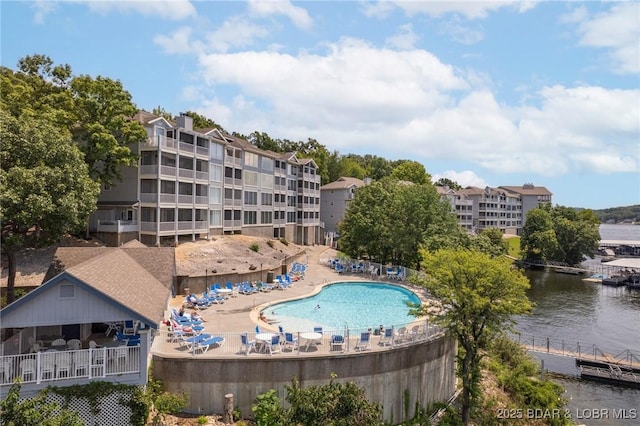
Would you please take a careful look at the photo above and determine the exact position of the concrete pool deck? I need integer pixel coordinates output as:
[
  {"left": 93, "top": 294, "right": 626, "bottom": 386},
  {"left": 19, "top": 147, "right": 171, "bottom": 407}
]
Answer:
[{"left": 153, "top": 244, "right": 436, "bottom": 357}]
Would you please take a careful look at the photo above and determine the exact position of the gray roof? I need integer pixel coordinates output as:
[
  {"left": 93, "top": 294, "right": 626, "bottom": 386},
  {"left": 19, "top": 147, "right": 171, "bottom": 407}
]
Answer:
[
  {"left": 321, "top": 177, "right": 365, "bottom": 190},
  {"left": 42, "top": 245, "right": 175, "bottom": 325}
]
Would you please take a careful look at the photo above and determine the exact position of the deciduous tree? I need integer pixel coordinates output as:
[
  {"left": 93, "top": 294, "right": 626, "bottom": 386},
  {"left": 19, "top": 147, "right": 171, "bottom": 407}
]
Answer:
[
  {"left": 412, "top": 249, "right": 532, "bottom": 425},
  {"left": 0, "top": 112, "right": 100, "bottom": 304}
]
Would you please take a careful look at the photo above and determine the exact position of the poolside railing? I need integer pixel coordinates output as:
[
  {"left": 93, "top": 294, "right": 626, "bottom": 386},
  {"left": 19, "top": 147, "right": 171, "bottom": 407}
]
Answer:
[
  {"left": 152, "top": 319, "right": 443, "bottom": 357},
  {"left": 320, "top": 257, "right": 424, "bottom": 284}
]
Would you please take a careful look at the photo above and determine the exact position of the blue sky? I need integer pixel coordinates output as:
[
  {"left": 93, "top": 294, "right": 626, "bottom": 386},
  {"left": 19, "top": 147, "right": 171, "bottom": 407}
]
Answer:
[{"left": 2, "top": 0, "right": 639, "bottom": 209}]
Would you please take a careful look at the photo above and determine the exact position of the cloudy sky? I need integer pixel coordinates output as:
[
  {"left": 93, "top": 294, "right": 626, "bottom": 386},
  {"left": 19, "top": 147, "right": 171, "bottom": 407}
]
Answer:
[{"left": 2, "top": 0, "right": 639, "bottom": 209}]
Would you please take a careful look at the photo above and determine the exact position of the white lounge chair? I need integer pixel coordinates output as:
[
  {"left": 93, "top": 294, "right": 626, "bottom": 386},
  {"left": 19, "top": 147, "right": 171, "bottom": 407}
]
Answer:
[{"left": 330, "top": 334, "right": 345, "bottom": 352}]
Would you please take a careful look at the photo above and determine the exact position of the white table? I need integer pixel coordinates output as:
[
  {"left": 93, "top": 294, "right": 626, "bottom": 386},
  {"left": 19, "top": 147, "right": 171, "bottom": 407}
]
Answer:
[
  {"left": 299, "top": 332, "right": 322, "bottom": 351},
  {"left": 255, "top": 333, "right": 276, "bottom": 353}
]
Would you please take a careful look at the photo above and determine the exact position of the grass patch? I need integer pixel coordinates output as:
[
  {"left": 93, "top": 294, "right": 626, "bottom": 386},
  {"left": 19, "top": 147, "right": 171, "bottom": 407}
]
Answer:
[
  {"left": 505, "top": 236, "right": 521, "bottom": 259},
  {"left": 249, "top": 243, "right": 259, "bottom": 252}
]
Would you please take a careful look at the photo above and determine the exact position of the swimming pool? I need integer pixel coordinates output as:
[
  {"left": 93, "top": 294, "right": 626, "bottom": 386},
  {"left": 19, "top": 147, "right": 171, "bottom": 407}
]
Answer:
[{"left": 265, "top": 282, "right": 421, "bottom": 331}]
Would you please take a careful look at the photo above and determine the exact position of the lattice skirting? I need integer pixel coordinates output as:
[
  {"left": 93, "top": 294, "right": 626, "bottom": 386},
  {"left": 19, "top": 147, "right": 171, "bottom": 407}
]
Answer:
[{"left": 44, "top": 386, "right": 144, "bottom": 426}]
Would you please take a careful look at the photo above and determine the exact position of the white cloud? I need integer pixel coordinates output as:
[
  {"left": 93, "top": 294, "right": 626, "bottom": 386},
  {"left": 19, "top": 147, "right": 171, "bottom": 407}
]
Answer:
[
  {"left": 31, "top": 0, "right": 57, "bottom": 24},
  {"left": 82, "top": 0, "right": 196, "bottom": 20},
  {"left": 204, "top": 16, "right": 269, "bottom": 53},
  {"left": 438, "top": 17, "right": 484, "bottom": 45},
  {"left": 382, "top": 0, "right": 536, "bottom": 20},
  {"left": 571, "top": 2, "right": 640, "bottom": 74},
  {"left": 154, "top": 27, "right": 202, "bottom": 55},
  {"left": 385, "top": 23, "right": 419, "bottom": 50},
  {"left": 187, "top": 38, "right": 637, "bottom": 178},
  {"left": 433, "top": 170, "right": 488, "bottom": 188},
  {"left": 248, "top": 0, "right": 313, "bottom": 30}
]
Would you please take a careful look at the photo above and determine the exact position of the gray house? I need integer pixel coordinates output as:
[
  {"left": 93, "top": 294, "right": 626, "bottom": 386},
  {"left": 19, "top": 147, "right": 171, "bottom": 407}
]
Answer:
[
  {"left": 320, "top": 177, "right": 366, "bottom": 241},
  {"left": 0, "top": 241, "right": 174, "bottom": 399}
]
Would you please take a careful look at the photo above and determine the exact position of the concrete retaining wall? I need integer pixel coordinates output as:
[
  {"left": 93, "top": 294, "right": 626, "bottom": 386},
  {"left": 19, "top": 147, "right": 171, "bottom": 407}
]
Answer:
[{"left": 152, "top": 334, "right": 456, "bottom": 423}]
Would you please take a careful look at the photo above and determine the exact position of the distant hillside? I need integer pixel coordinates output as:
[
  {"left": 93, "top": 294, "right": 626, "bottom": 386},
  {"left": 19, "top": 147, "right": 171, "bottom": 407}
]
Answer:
[{"left": 592, "top": 205, "right": 640, "bottom": 223}]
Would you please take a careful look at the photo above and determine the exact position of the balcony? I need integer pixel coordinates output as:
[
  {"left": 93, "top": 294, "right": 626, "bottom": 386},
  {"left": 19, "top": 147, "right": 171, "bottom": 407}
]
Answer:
[
  {"left": 178, "top": 169, "right": 194, "bottom": 179},
  {"left": 160, "top": 194, "right": 175, "bottom": 204},
  {"left": 160, "top": 165, "right": 177, "bottom": 177},
  {"left": 195, "top": 171, "right": 209, "bottom": 182},
  {"left": 141, "top": 136, "right": 176, "bottom": 152},
  {"left": 195, "top": 196, "right": 208, "bottom": 206},
  {"left": 0, "top": 346, "right": 141, "bottom": 388},
  {"left": 96, "top": 220, "right": 138, "bottom": 234},
  {"left": 140, "top": 193, "right": 158, "bottom": 203},
  {"left": 178, "top": 195, "right": 194, "bottom": 204},
  {"left": 139, "top": 165, "right": 159, "bottom": 176}
]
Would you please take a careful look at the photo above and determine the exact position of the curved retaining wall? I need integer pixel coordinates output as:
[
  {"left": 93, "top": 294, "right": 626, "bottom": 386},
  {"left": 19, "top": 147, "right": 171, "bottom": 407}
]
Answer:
[{"left": 152, "top": 334, "right": 456, "bottom": 423}]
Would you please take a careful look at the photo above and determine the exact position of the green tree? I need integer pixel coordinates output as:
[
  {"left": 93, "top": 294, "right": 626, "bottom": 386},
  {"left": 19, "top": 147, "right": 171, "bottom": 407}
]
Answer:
[
  {"left": 412, "top": 249, "right": 532, "bottom": 425},
  {"left": 248, "top": 131, "right": 281, "bottom": 152},
  {"left": 435, "top": 177, "right": 462, "bottom": 190},
  {"left": 252, "top": 377, "right": 383, "bottom": 426},
  {"left": 520, "top": 208, "right": 557, "bottom": 262},
  {"left": 521, "top": 205, "right": 600, "bottom": 265},
  {"left": 184, "top": 110, "right": 224, "bottom": 131},
  {"left": 0, "top": 382, "right": 84, "bottom": 426},
  {"left": 0, "top": 111, "right": 100, "bottom": 304},
  {"left": 151, "top": 105, "right": 174, "bottom": 121},
  {"left": 338, "top": 178, "right": 457, "bottom": 268},
  {"left": 70, "top": 74, "right": 147, "bottom": 186},
  {"left": 389, "top": 160, "right": 430, "bottom": 185}
]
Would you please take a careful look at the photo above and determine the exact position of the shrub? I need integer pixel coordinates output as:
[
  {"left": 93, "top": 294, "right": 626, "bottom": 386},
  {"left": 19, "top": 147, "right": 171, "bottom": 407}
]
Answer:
[
  {"left": 196, "top": 415, "right": 208, "bottom": 424},
  {"left": 279, "top": 237, "right": 289, "bottom": 246},
  {"left": 249, "top": 243, "right": 259, "bottom": 252},
  {"left": 266, "top": 240, "right": 275, "bottom": 248}
]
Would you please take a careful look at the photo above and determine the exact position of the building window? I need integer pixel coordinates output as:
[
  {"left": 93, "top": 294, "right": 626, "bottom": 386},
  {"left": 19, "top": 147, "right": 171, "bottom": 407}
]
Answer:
[
  {"left": 261, "top": 174, "right": 273, "bottom": 189},
  {"left": 178, "top": 209, "right": 192, "bottom": 221},
  {"left": 210, "top": 142, "right": 224, "bottom": 160},
  {"left": 59, "top": 284, "right": 75, "bottom": 299},
  {"left": 161, "top": 180, "right": 175, "bottom": 194},
  {"left": 245, "top": 152, "right": 259, "bottom": 167},
  {"left": 245, "top": 171, "right": 258, "bottom": 186},
  {"left": 244, "top": 211, "right": 257, "bottom": 225},
  {"left": 160, "top": 208, "right": 175, "bottom": 222},
  {"left": 261, "top": 193, "right": 273, "bottom": 206},
  {"left": 261, "top": 211, "right": 272, "bottom": 224},
  {"left": 210, "top": 209, "right": 221, "bottom": 226},
  {"left": 209, "top": 187, "right": 222, "bottom": 204},
  {"left": 210, "top": 164, "right": 222, "bottom": 182},
  {"left": 261, "top": 157, "right": 274, "bottom": 171},
  {"left": 245, "top": 191, "right": 258, "bottom": 205}
]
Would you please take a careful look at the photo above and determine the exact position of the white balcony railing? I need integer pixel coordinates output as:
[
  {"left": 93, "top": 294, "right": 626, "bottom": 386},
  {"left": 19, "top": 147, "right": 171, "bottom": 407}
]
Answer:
[
  {"left": 96, "top": 220, "right": 138, "bottom": 234},
  {"left": 0, "top": 346, "right": 141, "bottom": 386}
]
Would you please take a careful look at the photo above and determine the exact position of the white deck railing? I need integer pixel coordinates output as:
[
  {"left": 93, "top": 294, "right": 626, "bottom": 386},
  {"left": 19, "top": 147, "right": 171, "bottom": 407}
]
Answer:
[
  {"left": 0, "top": 346, "right": 141, "bottom": 386},
  {"left": 153, "top": 320, "right": 443, "bottom": 357}
]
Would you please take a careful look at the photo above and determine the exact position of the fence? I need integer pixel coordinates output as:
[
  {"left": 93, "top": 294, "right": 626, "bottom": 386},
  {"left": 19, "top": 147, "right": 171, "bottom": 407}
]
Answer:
[
  {"left": 514, "top": 334, "right": 640, "bottom": 367},
  {"left": 0, "top": 346, "right": 141, "bottom": 386},
  {"left": 154, "top": 319, "right": 443, "bottom": 357}
]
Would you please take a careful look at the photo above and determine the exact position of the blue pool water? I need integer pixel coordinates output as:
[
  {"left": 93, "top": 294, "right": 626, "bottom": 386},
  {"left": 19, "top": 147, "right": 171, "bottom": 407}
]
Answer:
[{"left": 265, "top": 282, "right": 421, "bottom": 332}]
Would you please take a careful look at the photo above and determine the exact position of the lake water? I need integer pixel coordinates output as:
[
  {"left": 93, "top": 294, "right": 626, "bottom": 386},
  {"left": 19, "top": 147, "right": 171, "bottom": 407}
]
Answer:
[{"left": 514, "top": 224, "right": 640, "bottom": 425}]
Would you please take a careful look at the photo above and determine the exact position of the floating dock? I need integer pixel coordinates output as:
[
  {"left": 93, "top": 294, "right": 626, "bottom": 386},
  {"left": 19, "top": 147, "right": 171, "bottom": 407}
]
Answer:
[{"left": 576, "top": 359, "right": 640, "bottom": 389}]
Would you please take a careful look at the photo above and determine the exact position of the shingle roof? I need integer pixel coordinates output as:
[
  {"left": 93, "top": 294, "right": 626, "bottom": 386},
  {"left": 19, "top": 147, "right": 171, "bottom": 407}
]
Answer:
[
  {"left": 499, "top": 185, "right": 552, "bottom": 196},
  {"left": 42, "top": 245, "right": 175, "bottom": 325},
  {"left": 321, "top": 177, "right": 365, "bottom": 190}
]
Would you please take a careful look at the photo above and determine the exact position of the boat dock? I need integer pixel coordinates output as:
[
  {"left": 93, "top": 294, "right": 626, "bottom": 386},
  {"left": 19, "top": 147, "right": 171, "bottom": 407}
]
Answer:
[
  {"left": 576, "top": 359, "right": 640, "bottom": 389},
  {"left": 514, "top": 334, "right": 640, "bottom": 388}
]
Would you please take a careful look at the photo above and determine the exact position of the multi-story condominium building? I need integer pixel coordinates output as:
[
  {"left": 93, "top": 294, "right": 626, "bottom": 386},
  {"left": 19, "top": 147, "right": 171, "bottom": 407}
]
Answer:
[
  {"left": 90, "top": 111, "right": 321, "bottom": 246},
  {"left": 451, "top": 184, "right": 552, "bottom": 235},
  {"left": 320, "top": 177, "right": 366, "bottom": 236},
  {"left": 435, "top": 186, "right": 474, "bottom": 231}
]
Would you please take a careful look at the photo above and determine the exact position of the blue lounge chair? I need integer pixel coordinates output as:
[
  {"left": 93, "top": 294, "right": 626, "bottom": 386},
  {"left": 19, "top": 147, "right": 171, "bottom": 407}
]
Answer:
[
  {"left": 355, "top": 332, "right": 371, "bottom": 351},
  {"left": 194, "top": 336, "right": 225, "bottom": 354},
  {"left": 379, "top": 327, "right": 394, "bottom": 346}
]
